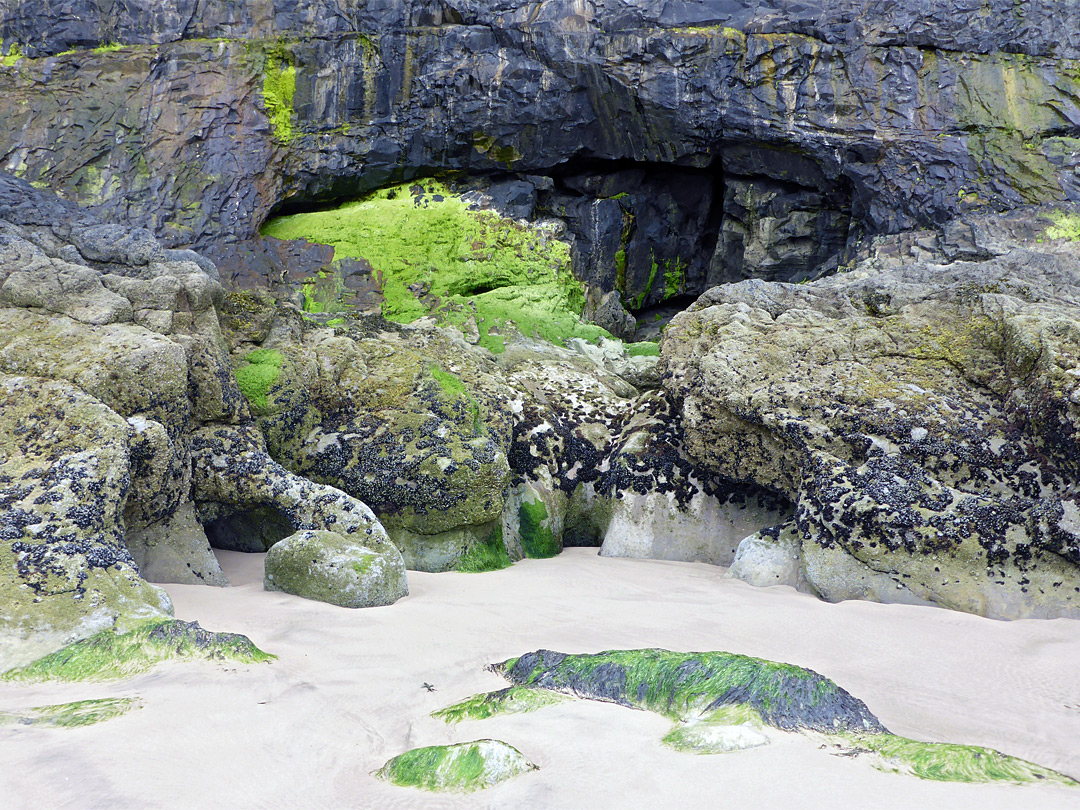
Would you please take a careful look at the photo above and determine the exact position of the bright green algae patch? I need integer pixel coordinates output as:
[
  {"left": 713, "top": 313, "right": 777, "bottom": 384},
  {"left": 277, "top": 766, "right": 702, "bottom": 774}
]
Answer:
[
  {"left": 433, "top": 686, "right": 568, "bottom": 724},
  {"left": 235, "top": 348, "right": 283, "bottom": 413},
  {"left": 495, "top": 648, "right": 884, "bottom": 731},
  {"left": 260, "top": 180, "right": 612, "bottom": 353},
  {"left": 262, "top": 53, "right": 296, "bottom": 144},
  {"left": 2, "top": 620, "right": 273, "bottom": 683},
  {"left": 518, "top": 499, "right": 559, "bottom": 558},
  {"left": 626, "top": 340, "right": 661, "bottom": 357},
  {"left": 843, "top": 733, "right": 1078, "bottom": 786},
  {"left": 453, "top": 525, "right": 512, "bottom": 573},
  {"left": 0, "top": 697, "right": 141, "bottom": 728},
  {"left": 376, "top": 739, "right": 538, "bottom": 792}
]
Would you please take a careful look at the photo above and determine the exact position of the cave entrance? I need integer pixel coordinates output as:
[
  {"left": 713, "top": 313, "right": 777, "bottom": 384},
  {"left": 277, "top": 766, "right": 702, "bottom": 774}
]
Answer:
[{"left": 205, "top": 505, "right": 295, "bottom": 553}]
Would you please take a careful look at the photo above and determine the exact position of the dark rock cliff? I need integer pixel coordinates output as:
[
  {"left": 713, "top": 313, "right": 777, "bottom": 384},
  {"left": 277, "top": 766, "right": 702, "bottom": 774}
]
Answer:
[{"left": 2, "top": 0, "right": 1079, "bottom": 312}]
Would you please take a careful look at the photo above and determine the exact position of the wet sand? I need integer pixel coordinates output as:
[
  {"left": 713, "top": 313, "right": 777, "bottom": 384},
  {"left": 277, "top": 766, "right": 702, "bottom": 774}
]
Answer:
[{"left": 2, "top": 548, "right": 1078, "bottom": 809}]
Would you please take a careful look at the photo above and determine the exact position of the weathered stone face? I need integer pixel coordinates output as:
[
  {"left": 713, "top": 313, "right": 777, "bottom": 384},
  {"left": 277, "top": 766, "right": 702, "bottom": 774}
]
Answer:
[
  {"left": 663, "top": 208, "right": 1080, "bottom": 618},
  {"left": 2, "top": 0, "right": 1079, "bottom": 316}
]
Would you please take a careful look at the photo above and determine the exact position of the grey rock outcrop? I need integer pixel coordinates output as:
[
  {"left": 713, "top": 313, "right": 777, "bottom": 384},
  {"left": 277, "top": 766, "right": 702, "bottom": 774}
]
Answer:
[
  {"left": 663, "top": 206, "right": 1080, "bottom": 619},
  {"left": 0, "top": 174, "right": 407, "bottom": 668}
]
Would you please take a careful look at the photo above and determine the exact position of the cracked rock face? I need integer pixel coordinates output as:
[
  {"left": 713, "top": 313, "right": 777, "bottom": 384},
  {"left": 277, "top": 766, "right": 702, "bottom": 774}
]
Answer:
[{"left": 662, "top": 207, "right": 1080, "bottom": 619}]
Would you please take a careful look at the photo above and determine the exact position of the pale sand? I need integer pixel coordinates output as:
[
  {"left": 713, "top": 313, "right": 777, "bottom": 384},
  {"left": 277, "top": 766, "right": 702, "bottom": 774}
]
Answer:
[{"left": 2, "top": 548, "right": 1079, "bottom": 810}]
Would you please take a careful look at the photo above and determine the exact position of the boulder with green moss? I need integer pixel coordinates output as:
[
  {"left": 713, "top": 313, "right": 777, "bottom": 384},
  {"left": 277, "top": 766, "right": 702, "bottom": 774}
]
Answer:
[
  {"left": 663, "top": 209, "right": 1080, "bottom": 619},
  {"left": 263, "top": 529, "right": 407, "bottom": 608},
  {"left": 225, "top": 314, "right": 516, "bottom": 571},
  {"left": 376, "top": 739, "right": 538, "bottom": 792}
]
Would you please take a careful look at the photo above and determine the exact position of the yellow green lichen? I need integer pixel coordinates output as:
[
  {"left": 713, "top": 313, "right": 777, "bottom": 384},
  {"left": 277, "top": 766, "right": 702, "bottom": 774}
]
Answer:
[
  {"left": 1044, "top": 210, "right": 1080, "bottom": 241},
  {"left": 1, "top": 42, "right": 22, "bottom": 66}
]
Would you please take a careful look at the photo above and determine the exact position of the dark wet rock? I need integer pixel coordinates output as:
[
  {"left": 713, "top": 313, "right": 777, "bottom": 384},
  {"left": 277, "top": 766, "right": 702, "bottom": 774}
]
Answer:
[
  {"left": 3, "top": 1, "right": 1079, "bottom": 316},
  {"left": 663, "top": 206, "right": 1080, "bottom": 618}
]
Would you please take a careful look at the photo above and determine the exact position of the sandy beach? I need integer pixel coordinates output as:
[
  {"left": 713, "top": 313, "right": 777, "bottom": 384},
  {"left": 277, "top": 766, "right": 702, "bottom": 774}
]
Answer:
[{"left": 1, "top": 548, "right": 1078, "bottom": 810}]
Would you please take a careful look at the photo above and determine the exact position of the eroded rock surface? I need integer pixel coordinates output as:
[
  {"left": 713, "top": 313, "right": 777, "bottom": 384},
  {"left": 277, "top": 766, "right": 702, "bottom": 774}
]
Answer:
[{"left": 664, "top": 207, "right": 1080, "bottom": 618}]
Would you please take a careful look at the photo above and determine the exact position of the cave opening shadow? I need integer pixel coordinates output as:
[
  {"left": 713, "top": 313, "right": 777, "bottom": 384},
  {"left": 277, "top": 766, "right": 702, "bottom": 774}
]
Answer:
[{"left": 205, "top": 505, "right": 295, "bottom": 553}]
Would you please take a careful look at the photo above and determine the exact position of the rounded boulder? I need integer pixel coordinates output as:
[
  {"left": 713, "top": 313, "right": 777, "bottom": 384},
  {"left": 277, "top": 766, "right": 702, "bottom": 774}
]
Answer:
[{"left": 263, "top": 530, "right": 408, "bottom": 608}]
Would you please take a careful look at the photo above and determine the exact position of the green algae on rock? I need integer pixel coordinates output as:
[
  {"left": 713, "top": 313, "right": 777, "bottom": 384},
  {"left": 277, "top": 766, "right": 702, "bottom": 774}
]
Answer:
[
  {"left": 376, "top": 739, "right": 537, "bottom": 792},
  {"left": 662, "top": 704, "right": 770, "bottom": 754},
  {"left": 433, "top": 686, "right": 569, "bottom": 724},
  {"left": 517, "top": 499, "right": 560, "bottom": 559},
  {"left": 2, "top": 620, "right": 272, "bottom": 682},
  {"left": 260, "top": 180, "right": 611, "bottom": 352},
  {"left": 263, "top": 529, "right": 408, "bottom": 608},
  {"left": 494, "top": 648, "right": 885, "bottom": 732},
  {"left": 0, "top": 697, "right": 141, "bottom": 728},
  {"left": 492, "top": 648, "right": 1077, "bottom": 785},
  {"left": 234, "top": 348, "right": 283, "bottom": 413},
  {"left": 837, "top": 733, "right": 1079, "bottom": 786},
  {"left": 452, "top": 526, "right": 513, "bottom": 573}
]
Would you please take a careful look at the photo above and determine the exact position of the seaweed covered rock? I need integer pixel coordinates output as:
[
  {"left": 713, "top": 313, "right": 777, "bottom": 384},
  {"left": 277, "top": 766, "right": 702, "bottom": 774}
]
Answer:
[
  {"left": 2, "top": 619, "right": 272, "bottom": 682},
  {"left": 263, "top": 529, "right": 407, "bottom": 608},
  {"left": 225, "top": 310, "right": 516, "bottom": 571},
  {"left": 489, "top": 647, "right": 1078, "bottom": 785},
  {"left": 0, "top": 374, "right": 173, "bottom": 670},
  {"left": 495, "top": 649, "right": 886, "bottom": 733},
  {"left": 376, "top": 739, "right": 538, "bottom": 792},
  {"left": 663, "top": 210, "right": 1080, "bottom": 619}
]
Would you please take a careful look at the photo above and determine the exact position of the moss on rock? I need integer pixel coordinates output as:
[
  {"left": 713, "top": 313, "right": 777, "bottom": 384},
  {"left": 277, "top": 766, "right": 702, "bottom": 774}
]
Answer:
[
  {"left": 2, "top": 620, "right": 272, "bottom": 682},
  {"left": 453, "top": 525, "right": 513, "bottom": 573},
  {"left": 517, "top": 499, "right": 560, "bottom": 559},
  {"left": 263, "top": 529, "right": 408, "bottom": 608},
  {"left": 260, "top": 180, "right": 612, "bottom": 353},
  {"left": 433, "top": 686, "right": 568, "bottom": 724},
  {"left": 376, "top": 739, "right": 537, "bottom": 792},
  {"left": 234, "top": 348, "right": 284, "bottom": 413}
]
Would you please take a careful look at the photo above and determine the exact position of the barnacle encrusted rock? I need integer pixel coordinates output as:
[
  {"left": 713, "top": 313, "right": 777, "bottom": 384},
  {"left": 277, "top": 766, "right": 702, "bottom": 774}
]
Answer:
[
  {"left": 663, "top": 210, "right": 1080, "bottom": 619},
  {"left": 0, "top": 374, "right": 173, "bottom": 670},
  {"left": 227, "top": 313, "right": 516, "bottom": 571},
  {"left": 263, "top": 529, "right": 407, "bottom": 608}
]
